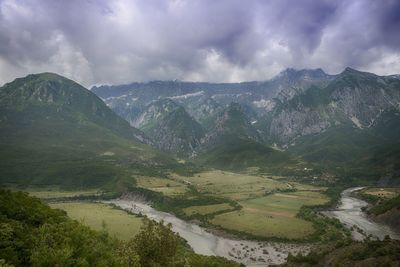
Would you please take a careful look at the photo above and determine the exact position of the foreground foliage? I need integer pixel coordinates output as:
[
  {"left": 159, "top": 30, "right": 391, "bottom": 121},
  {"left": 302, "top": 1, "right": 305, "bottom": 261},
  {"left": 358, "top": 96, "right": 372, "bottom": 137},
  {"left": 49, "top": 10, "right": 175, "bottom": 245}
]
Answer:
[
  {"left": 0, "top": 189, "right": 238, "bottom": 266},
  {"left": 285, "top": 238, "right": 400, "bottom": 266}
]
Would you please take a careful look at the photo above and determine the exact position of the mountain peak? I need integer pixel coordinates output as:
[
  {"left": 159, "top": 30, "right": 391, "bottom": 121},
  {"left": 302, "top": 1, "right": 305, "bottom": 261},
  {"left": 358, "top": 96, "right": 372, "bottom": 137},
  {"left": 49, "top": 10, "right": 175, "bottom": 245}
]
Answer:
[
  {"left": 11, "top": 72, "right": 78, "bottom": 87},
  {"left": 341, "top": 67, "right": 360, "bottom": 74},
  {"left": 275, "top": 68, "right": 328, "bottom": 80},
  {"left": 340, "top": 67, "right": 376, "bottom": 77}
]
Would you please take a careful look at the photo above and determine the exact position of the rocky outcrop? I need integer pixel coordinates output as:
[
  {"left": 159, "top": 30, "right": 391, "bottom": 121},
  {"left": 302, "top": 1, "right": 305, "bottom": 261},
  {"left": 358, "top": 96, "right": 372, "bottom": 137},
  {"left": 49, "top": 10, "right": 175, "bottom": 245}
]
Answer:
[
  {"left": 134, "top": 99, "right": 205, "bottom": 156},
  {"left": 266, "top": 68, "right": 400, "bottom": 144}
]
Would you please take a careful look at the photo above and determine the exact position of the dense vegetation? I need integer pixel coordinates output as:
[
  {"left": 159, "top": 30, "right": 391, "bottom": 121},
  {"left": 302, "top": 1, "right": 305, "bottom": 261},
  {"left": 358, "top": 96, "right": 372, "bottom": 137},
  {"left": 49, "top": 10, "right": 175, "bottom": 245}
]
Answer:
[
  {"left": 368, "top": 195, "right": 400, "bottom": 216},
  {"left": 285, "top": 238, "right": 400, "bottom": 266},
  {"left": 296, "top": 207, "right": 350, "bottom": 242},
  {"left": 0, "top": 189, "right": 239, "bottom": 266}
]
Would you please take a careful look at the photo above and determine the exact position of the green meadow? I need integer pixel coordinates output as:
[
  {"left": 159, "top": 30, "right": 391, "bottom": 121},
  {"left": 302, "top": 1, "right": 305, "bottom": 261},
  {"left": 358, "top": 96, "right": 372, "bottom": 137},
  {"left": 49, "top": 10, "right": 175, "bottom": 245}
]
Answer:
[
  {"left": 50, "top": 202, "right": 143, "bottom": 241},
  {"left": 212, "top": 191, "right": 329, "bottom": 239}
]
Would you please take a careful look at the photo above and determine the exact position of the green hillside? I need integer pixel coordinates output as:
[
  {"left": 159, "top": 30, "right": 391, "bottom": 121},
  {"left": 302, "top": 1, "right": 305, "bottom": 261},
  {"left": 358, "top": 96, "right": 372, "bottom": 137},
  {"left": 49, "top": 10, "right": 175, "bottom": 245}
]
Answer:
[
  {"left": 0, "top": 73, "right": 177, "bottom": 189},
  {"left": 196, "top": 137, "right": 306, "bottom": 174},
  {"left": 289, "top": 119, "right": 400, "bottom": 183}
]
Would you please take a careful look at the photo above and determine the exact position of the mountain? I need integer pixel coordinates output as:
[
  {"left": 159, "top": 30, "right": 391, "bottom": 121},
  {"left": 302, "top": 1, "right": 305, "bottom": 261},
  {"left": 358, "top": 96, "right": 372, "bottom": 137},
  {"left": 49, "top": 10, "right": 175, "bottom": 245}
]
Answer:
[
  {"left": 266, "top": 68, "right": 400, "bottom": 145},
  {"left": 0, "top": 73, "right": 176, "bottom": 189},
  {"left": 200, "top": 102, "right": 261, "bottom": 149},
  {"left": 265, "top": 68, "right": 400, "bottom": 182},
  {"left": 134, "top": 98, "right": 205, "bottom": 156},
  {"left": 92, "top": 68, "right": 332, "bottom": 119},
  {"left": 194, "top": 103, "right": 307, "bottom": 173},
  {"left": 169, "top": 93, "right": 223, "bottom": 130},
  {"left": 92, "top": 67, "right": 400, "bottom": 181}
]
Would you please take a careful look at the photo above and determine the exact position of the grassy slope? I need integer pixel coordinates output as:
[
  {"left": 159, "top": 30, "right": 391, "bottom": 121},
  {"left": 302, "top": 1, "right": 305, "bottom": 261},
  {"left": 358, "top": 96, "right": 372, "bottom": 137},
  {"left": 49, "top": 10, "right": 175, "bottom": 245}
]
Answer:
[
  {"left": 49, "top": 202, "right": 143, "bottom": 240},
  {"left": 0, "top": 73, "right": 178, "bottom": 190},
  {"left": 195, "top": 137, "right": 308, "bottom": 175},
  {"left": 289, "top": 119, "right": 400, "bottom": 184},
  {"left": 369, "top": 195, "right": 400, "bottom": 215}
]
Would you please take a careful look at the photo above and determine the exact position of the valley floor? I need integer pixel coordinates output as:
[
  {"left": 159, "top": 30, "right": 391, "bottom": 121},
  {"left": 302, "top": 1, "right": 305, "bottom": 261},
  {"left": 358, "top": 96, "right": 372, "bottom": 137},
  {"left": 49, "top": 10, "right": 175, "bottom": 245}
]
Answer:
[
  {"left": 138, "top": 170, "right": 331, "bottom": 240},
  {"left": 16, "top": 174, "right": 400, "bottom": 266}
]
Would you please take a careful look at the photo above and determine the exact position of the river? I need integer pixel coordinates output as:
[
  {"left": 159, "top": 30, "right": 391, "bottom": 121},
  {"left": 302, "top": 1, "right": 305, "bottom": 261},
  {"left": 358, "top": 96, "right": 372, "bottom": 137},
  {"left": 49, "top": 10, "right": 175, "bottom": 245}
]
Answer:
[
  {"left": 323, "top": 187, "right": 400, "bottom": 240},
  {"left": 104, "top": 199, "right": 310, "bottom": 267},
  {"left": 104, "top": 187, "right": 399, "bottom": 266}
]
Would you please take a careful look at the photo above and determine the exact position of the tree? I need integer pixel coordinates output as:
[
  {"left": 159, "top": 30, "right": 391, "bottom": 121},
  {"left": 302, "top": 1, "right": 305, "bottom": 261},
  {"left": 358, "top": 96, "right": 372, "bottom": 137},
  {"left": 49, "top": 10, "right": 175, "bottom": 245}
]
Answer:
[{"left": 133, "top": 218, "right": 181, "bottom": 267}]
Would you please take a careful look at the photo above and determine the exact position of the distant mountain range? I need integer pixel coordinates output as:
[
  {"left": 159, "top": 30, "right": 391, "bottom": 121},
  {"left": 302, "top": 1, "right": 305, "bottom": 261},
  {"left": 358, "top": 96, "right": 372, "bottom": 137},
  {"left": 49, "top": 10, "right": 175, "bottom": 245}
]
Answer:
[
  {"left": 0, "top": 67, "right": 398, "bottom": 189},
  {"left": 92, "top": 67, "right": 400, "bottom": 183}
]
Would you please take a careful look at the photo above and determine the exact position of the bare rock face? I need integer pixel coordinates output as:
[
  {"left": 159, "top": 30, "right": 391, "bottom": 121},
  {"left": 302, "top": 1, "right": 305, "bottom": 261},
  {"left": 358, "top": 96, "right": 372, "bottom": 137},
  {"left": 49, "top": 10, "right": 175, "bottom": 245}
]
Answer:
[
  {"left": 133, "top": 98, "right": 205, "bottom": 156},
  {"left": 200, "top": 102, "right": 261, "bottom": 150},
  {"left": 266, "top": 68, "right": 400, "bottom": 145}
]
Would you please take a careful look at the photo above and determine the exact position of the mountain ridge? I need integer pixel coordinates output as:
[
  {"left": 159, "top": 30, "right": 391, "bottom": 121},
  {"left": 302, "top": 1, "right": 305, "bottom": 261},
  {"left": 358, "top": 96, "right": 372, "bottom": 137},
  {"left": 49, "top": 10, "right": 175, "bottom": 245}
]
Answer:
[
  {"left": 92, "top": 67, "right": 400, "bottom": 181},
  {"left": 0, "top": 73, "right": 177, "bottom": 188}
]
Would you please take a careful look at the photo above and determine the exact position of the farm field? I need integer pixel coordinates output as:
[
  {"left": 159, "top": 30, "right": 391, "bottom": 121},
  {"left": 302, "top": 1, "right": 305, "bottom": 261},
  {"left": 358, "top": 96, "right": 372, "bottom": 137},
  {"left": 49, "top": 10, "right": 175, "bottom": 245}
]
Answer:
[
  {"left": 211, "top": 191, "right": 329, "bottom": 239},
  {"left": 136, "top": 176, "right": 188, "bottom": 196},
  {"left": 171, "top": 170, "right": 291, "bottom": 200},
  {"left": 167, "top": 170, "right": 331, "bottom": 240},
  {"left": 50, "top": 202, "right": 143, "bottom": 241},
  {"left": 23, "top": 170, "right": 332, "bottom": 241},
  {"left": 183, "top": 203, "right": 234, "bottom": 216},
  {"left": 361, "top": 187, "right": 400, "bottom": 199}
]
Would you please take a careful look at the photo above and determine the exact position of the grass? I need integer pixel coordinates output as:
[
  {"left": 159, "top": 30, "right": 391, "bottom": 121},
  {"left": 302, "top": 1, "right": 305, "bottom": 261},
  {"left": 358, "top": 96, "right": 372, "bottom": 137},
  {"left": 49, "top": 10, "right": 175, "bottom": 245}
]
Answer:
[
  {"left": 50, "top": 202, "right": 143, "bottom": 241},
  {"left": 171, "top": 170, "right": 293, "bottom": 200},
  {"left": 212, "top": 209, "right": 314, "bottom": 239},
  {"left": 27, "top": 189, "right": 101, "bottom": 199},
  {"left": 169, "top": 170, "right": 331, "bottom": 240},
  {"left": 183, "top": 203, "right": 233, "bottom": 216},
  {"left": 4, "top": 186, "right": 102, "bottom": 199},
  {"left": 211, "top": 191, "right": 329, "bottom": 240},
  {"left": 21, "top": 170, "right": 333, "bottom": 241},
  {"left": 136, "top": 176, "right": 188, "bottom": 196}
]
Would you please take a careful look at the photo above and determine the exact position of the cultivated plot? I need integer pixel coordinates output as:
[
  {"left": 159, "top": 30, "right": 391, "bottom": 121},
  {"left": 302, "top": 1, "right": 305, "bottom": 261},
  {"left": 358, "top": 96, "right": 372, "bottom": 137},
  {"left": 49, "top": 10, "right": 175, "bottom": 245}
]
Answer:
[{"left": 50, "top": 202, "right": 143, "bottom": 241}]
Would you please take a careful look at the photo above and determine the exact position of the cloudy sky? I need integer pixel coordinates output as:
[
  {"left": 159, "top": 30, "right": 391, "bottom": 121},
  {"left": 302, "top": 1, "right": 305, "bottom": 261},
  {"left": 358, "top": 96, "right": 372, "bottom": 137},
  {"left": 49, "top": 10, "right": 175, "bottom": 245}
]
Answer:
[{"left": 0, "top": 0, "right": 399, "bottom": 87}]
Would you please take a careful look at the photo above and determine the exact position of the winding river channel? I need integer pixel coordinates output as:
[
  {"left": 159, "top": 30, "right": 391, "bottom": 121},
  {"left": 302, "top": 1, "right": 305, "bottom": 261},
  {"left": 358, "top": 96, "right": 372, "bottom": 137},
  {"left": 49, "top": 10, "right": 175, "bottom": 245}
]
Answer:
[
  {"left": 104, "top": 187, "right": 399, "bottom": 266},
  {"left": 104, "top": 199, "right": 310, "bottom": 266},
  {"left": 324, "top": 187, "right": 400, "bottom": 240}
]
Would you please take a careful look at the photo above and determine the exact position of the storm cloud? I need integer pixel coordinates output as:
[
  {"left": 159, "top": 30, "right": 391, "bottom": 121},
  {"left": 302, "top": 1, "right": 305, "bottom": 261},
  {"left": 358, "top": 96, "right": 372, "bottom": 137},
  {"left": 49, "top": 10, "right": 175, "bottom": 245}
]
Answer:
[{"left": 0, "top": 0, "right": 399, "bottom": 87}]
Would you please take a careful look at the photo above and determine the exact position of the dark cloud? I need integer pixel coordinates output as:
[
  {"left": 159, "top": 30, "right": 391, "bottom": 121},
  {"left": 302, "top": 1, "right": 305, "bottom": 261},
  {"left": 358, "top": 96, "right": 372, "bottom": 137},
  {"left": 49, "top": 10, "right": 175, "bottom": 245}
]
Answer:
[{"left": 0, "top": 0, "right": 399, "bottom": 87}]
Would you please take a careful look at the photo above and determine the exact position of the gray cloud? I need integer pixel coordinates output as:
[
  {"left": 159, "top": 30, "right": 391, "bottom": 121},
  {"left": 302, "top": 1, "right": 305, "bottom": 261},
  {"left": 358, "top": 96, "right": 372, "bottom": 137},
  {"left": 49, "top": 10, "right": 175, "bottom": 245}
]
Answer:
[{"left": 0, "top": 0, "right": 399, "bottom": 87}]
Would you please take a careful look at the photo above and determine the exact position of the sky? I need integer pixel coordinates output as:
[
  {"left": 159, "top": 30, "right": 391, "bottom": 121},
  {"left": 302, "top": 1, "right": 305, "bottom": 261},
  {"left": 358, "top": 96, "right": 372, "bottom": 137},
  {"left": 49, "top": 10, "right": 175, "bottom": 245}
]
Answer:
[{"left": 0, "top": 0, "right": 400, "bottom": 87}]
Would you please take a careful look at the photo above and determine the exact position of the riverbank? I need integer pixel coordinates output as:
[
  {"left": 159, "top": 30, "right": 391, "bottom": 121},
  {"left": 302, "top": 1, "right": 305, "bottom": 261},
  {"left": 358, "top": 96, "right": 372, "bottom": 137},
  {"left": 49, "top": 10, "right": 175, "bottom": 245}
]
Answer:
[
  {"left": 104, "top": 198, "right": 312, "bottom": 267},
  {"left": 323, "top": 187, "right": 400, "bottom": 240}
]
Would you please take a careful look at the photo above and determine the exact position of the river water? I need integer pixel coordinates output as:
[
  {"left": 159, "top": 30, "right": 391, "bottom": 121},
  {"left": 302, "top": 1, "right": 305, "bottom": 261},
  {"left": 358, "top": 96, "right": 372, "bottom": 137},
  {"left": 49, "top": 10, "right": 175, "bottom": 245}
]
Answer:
[
  {"left": 104, "top": 199, "right": 310, "bottom": 267},
  {"left": 323, "top": 187, "right": 400, "bottom": 240}
]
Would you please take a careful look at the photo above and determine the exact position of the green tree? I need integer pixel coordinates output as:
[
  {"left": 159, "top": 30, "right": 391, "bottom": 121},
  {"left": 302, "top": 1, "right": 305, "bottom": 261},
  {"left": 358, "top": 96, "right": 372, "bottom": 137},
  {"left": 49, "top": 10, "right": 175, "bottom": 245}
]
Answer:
[{"left": 133, "top": 219, "right": 181, "bottom": 267}]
